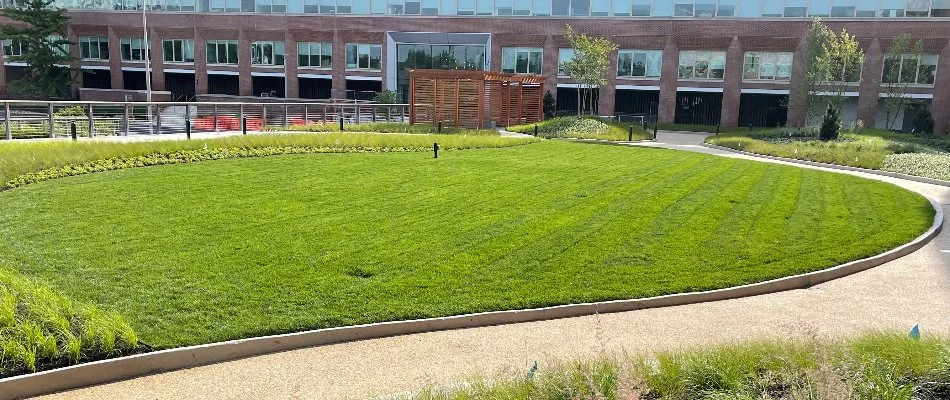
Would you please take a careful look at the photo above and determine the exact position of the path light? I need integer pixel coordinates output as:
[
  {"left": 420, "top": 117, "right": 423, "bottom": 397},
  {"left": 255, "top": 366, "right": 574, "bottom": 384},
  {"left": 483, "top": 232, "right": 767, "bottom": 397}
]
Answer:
[
  {"left": 339, "top": 117, "right": 344, "bottom": 131},
  {"left": 70, "top": 122, "right": 77, "bottom": 141},
  {"left": 534, "top": 124, "right": 538, "bottom": 136},
  {"left": 242, "top": 116, "right": 247, "bottom": 135},
  {"left": 185, "top": 118, "right": 191, "bottom": 140},
  {"left": 628, "top": 126, "right": 633, "bottom": 141},
  {"left": 438, "top": 120, "right": 442, "bottom": 133},
  {"left": 433, "top": 142, "right": 439, "bottom": 158}
]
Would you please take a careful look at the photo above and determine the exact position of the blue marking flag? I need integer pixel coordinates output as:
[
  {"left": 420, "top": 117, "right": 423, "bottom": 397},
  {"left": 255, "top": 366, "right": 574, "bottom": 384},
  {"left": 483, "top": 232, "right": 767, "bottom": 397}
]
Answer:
[
  {"left": 909, "top": 324, "right": 921, "bottom": 341},
  {"left": 527, "top": 360, "right": 538, "bottom": 379}
]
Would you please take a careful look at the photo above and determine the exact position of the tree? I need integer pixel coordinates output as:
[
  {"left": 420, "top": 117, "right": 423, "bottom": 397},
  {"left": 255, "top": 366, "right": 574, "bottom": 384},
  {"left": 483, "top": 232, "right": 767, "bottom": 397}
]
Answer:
[
  {"left": 819, "top": 104, "right": 840, "bottom": 141},
  {"left": 561, "top": 24, "right": 618, "bottom": 116},
  {"left": 0, "top": 0, "right": 75, "bottom": 98},
  {"left": 792, "top": 19, "right": 864, "bottom": 124},
  {"left": 542, "top": 90, "right": 556, "bottom": 119},
  {"left": 372, "top": 89, "right": 401, "bottom": 120},
  {"left": 912, "top": 104, "right": 935, "bottom": 134},
  {"left": 882, "top": 33, "right": 923, "bottom": 130}
]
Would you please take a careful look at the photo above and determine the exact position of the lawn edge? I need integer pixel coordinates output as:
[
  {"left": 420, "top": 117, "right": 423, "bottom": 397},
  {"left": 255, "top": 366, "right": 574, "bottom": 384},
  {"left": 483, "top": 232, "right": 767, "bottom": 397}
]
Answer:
[
  {"left": 702, "top": 142, "right": 950, "bottom": 187},
  {"left": 0, "top": 192, "right": 942, "bottom": 400}
]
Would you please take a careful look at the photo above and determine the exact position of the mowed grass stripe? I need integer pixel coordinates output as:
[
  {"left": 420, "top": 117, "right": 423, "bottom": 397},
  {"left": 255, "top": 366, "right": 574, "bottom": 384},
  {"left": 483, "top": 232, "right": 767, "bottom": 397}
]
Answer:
[{"left": 0, "top": 140, "right": 934, "bottom": 347}]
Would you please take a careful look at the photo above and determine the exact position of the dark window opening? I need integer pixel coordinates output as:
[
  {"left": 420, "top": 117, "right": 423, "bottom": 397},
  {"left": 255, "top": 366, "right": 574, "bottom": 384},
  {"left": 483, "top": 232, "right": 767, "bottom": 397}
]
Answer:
[
  {"left": 299, "top": 77, "right": 332, "bottom": 99},
  {"left": 208, "top": 74, "right": 239, "bottom": 95},
  {"left": 82, "top": 70, "right": 112, "bottom": 89},
  {"left": 674, "top": 91, "right": 722, "bottom": 126},
  {"left": 738, "top": 93, "right": 788, "bottom": 128}
]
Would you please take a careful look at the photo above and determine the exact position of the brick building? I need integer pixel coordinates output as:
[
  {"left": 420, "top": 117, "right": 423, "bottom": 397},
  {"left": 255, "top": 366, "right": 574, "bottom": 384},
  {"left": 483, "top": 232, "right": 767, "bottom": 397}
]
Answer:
[{"left": 0, "top": 0, "right": 948, "bottom": 131}]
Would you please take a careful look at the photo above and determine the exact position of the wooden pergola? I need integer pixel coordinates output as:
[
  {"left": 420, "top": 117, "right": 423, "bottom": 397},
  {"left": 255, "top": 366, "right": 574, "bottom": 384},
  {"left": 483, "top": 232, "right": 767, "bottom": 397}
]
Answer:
[{"left": 408, "top": 69, "right": 545, "bottom": 129}]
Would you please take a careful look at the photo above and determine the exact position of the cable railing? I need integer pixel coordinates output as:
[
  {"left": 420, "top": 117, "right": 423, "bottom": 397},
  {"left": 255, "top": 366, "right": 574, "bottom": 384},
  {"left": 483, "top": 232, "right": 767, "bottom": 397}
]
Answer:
[{"left": 0, "top": 100, "right": 411, "bottom": 140}]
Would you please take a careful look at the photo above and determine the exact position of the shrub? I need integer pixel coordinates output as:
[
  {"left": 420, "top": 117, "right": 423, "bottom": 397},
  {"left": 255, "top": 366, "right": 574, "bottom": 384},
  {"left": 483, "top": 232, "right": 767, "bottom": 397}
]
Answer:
[
  {"left": 913, "top": 106, "right": 935, "bottom": 134},
  {"left": 543, "top": 91, "right": 556, "bottom": 119},
  {"left": 508, "top": 116, "right": 651, "bottom": 141},
  {"left": 819, "top": 105, "right": 840, "bottom": 141},
  {"left": 271, "top": 122, "right": 499, "bottom": 136},
  {"left": 882, "top": 153, "right": 950, "bottom": 181}
]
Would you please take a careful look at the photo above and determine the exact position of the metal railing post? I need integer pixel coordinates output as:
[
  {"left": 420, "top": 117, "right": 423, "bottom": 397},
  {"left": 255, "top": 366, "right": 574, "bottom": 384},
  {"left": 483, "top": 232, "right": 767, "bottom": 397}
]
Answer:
[
  {"left": 156, "top": 105, "right": 162, "bottom": 135},
  {"left": 239, "top": 104, "right": 245, "bottom": 129},
  {"left": 261, "top": 105, "right": 267, "bottom": 130},
  {"left": 87, "top": 104, "right": 94, "bottom": 137},
  {"left": 48, "top": 103, "right": 55, "bottom": 138},
  {"left": 4, "top": 103, "right": 11, "bottom": 140},
  {"left": 283, "top": 104, "right": 289, "bottom": 128},
  {"left": 123, "top": 103, "right": 130, "bottom": 136},
  {"left": 372, "top": 105, "right": 376, "bottom": 122},
  {"left": 185, "top": 104, "right": 191, "bottom": 138},
  {"left": 355, "top": 104, "right": 360, "bottom": 124},
  {"left": 213, "top": 104, "right": 218, "bottom": 132},
  {"left": 323, "top": 105, "right": 328, "bottom": 123},
  {"left": 303, "top": 105, "right": 308, "bottom": 125}
]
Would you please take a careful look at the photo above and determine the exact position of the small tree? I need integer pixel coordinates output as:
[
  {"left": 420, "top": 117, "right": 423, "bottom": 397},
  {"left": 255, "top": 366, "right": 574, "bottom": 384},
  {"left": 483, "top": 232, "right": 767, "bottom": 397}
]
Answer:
[
  {"left": 372, "top": 89, "right": 401, "bottom": 120},
  {"left": 792, "top": 19, "right": 864, "bottom": 124},
  {"left": 561, "top": 24, "right": 618, "bottom": 116},
  {"left": 0, "top": 0, "right": 75, "bottom": 98},
  {"left": 912, "top": 104, "right": 935, "bottom": 134},
  {"left": 882, "top": 34, "right": 924, "bottom": 130},
  {"left": 542, "top": 90, "right": 556, "bottom": 119},
  {"left": 819, "top": 104, "right": 840, "bottom": 141}
]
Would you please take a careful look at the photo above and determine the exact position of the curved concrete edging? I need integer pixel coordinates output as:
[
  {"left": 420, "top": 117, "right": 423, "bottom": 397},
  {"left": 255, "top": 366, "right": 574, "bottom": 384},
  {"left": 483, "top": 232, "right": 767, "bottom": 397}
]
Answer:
[
  {"left": 0, "top": 150, "right": 944, "bottom": 400},
  {"left": 702, "top": 142, "right": 950, "bottom": 187}
]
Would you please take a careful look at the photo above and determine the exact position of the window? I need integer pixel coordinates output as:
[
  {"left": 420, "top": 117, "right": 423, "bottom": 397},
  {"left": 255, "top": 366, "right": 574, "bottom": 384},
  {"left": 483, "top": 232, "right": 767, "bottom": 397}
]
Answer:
[
  {"left": 251, "top": 41, "right": 285, "bottom": 65},
  {"left": 678, "top": 50, "right": 725, "bottom": 80},
  {"left": 742, "top": 51, "right": 793, "bottom": 81},
  {"left": 617, "top": 49, "right": 662, "bottom": 78},
  {"left": 934, "top": 0, "right": 950, "bottom": 16},
  {"left": 255, "top": 0, "right": 287, "bottom": 12},
  {"left": 206, "top": 40, "right": 238, "bottom": 64},
  {"left": 502, "top": 47, "right": 542, "bottom": 74},
  {"left": 827, "top": 55, "right": 863, "bottom": 82},
  {"left": 298, "top": 42, "right": 332, "bottom": 67},
  {"left": 883, "top": 54, "right": 938, "bottom": 85},
  {"left": 2, "top": 39, "right": 26, "bottom": 57},
  {"left": 80, "top": 36, "right": 109, "bottom": 60},
  {"left": 558, "top": 48, "right": 573, "bottom": 76},
  {"left": 120, "top": 37, "right": 150, "bottom": 61},
  {"left": 345, "top": 43, "right": 381, "bottom": 69},
  {"left": 163, "top": 39, "right": 195, "bottom": 63},
  {"left": 208, "top": 0, "right": 241, "bottom": 11},
  {"left": 48, "top": 35, "right": 69, "bottom": 57}
]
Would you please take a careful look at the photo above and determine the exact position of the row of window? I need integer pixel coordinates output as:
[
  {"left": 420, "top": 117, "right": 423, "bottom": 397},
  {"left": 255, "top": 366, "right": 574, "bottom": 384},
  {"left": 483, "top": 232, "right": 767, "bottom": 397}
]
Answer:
[
  {"left": 68, "top": 36, "right": 380, "bottom": 69},
  {"left": 503, "top": 47, "right": 937, "bottom": 84},
  {"left": 3, "top": 37, "right": 939, "bottom": 85},
  {"left": 16, "top": 0, "right": 950, "bottom": 18}
]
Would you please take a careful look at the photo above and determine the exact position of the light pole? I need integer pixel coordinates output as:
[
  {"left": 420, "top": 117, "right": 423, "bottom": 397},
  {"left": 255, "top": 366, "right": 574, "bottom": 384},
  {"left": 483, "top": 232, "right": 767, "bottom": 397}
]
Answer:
[{"left": 142, "top": 0, "right": 154, "bottom": 134}]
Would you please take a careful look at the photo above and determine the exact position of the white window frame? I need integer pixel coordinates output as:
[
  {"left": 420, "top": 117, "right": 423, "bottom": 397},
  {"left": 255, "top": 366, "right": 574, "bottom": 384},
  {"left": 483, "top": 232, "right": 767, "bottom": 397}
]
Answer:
[
  {"left": 251, "top": 41, "right": 285, "bottom": 66},
  {"left": 678, "top": 50, "right": 726, "bottom": 80},
  {"left": 557, "top": 48, "right": 573, "bottom": 76},
  {"left": 163, "top": 39, "right": 195, "bottom": 63},
  {"left": 206, "top": 39, "right": 239, "bottom": 65},
  {"left": 617, "top": 49, "right": 662, "bottom": 79},
  {"left": 80, "top": 36, "right": 109, "bottom": 60},
  {"left": 501, "top": 47, "right": 543, "bottom": 74},
  {"left": 742, "top": 51, "right": 793, "bottom": 82},
  {"left": 883, "top": 53, "right": 939, "bottom": 86},
  {"left": 2, "top": 39, "right": 26, "bottom": 57},
  {"left": 297, "top": 42, "right": 332, "bottom": 68},
  {"left": 345, "top": 43, "right": 381, "bottom": 70},
  {"left": 120, "top": 37, "right": 151, "bottom": 62}
]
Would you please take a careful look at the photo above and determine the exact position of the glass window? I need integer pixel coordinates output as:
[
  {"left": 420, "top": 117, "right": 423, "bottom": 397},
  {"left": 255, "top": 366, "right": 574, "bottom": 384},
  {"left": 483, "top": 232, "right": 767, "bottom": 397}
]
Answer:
[
  {"left": 855, "top": 0, "right": 876, "bottom": 16},
  {"left": 120, "top": 37, "right": 150, "bottom": 61},
  {"left": 552, "top": 0, "right": 568, "bottom": 14},
  {"left": 558, "top": 48, "right": 573, "bottom": 75},
  {"left": 742, "top": 51, "right": 793, "bottom": 81},
  {"left": 884, "top": 53, "right": 938, "bottom": 85},
  {"left": 346, "top": 43, "right": 381, "bottom": 69},
  {"left": 501, "top": 47, "right": 542, "bottom": 74},
  {"left": 2, "top": 39, "right": 26, "bottom": 57},
  {"left": 206, "top": 39, "right": 238, "bottom": 64},
  {"left": 630, "top": 0, "right": 650, "bottom": 14},
  {"left": 652, "top": 0, "right": 672, "bottom": 15},
  {"left": 617, "top": 49, "right": 662, "bottom": 77},
  {"left": 784, "top": 0, "right": 807, "bottom": 17},
  {"left": 80, "top": 36, "right": 109, "bottom": 60},
  {"left": 163, "top": 39, "right": 195, "bottom": 62},
  {"left": 532, "top": 0, "right": 551, "bottom": 14},
  {"left": 590, "top": 0, "right": 608, "bottom": 15},
  {"left": 880, "top": 0, "right": 904, "bottom": 16},
  {"left": 934, "top": 0, "right": 950, "bottom": 16},
  {"left": 674, "top": 0, "right": 692, "bottom": 16},
  {"left": 905, "top": 0, "right": 931, "bottom": 16},
  {"left": 695, "top": 0, "right": 716, "bottom": 16},
  {"left": 716, "top": 0, "right": 735, "bottom": 16},
  {"left": 298, "top": 41, "right": 331, "bottom": 67},
  {"left": 679, "top": 50, "right": 726, "bottom": 80},
  {"left": 571, "top": 0, "right": 589, "bottom": 15}
]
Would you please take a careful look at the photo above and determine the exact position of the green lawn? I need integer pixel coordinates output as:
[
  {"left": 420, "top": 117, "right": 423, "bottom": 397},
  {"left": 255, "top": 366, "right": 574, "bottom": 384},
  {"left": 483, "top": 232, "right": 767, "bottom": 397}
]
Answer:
[{"left": 0, "top": 140, "right": 934, "bottom": 348}]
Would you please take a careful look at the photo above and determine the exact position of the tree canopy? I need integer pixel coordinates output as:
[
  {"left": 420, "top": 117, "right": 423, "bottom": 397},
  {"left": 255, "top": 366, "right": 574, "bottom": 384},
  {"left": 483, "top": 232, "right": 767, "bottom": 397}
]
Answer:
[{"left": 0, "top": 0, "right": 75, "bottom": 98}]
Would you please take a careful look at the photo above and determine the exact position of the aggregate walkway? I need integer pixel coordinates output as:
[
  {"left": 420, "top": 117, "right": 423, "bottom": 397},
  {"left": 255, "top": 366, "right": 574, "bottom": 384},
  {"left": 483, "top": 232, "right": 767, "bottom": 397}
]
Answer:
[{"left": 40, "top": 132, "right": 950, "bottom": 400}]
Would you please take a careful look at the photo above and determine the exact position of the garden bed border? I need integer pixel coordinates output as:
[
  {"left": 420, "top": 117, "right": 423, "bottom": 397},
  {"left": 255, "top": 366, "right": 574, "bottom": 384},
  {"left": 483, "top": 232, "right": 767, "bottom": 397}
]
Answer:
[{"left": 0, "top": 149, "right": 944, "bottom": 400}]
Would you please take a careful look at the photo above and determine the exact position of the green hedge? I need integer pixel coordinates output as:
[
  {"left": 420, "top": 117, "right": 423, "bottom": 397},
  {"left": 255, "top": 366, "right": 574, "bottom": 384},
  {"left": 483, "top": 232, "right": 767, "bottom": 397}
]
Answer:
[{"left": 268, "top": 122, "right": 500, "bottom": 136}]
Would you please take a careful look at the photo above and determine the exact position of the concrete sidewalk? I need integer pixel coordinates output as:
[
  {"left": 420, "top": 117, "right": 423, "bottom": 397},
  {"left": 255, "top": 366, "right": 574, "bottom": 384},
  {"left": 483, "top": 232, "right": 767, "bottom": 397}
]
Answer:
[{"left": 40, "top": 132, "right": 950, "bottom": 400}]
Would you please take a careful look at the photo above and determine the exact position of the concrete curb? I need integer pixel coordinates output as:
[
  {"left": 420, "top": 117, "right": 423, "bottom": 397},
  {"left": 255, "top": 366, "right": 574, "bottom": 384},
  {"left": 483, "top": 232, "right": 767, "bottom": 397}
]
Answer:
[
  {"left": 0, "top": 153, "right": 944, "bottom": 400},
  {"left": 702, "top": 142, "right": 950, "bottom": 188}
]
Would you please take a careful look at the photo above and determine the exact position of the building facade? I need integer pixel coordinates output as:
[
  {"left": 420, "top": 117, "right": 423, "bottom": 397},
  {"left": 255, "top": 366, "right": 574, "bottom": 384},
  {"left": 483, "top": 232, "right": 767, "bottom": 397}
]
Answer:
[{"left": 0, "top": 0, "right": 948, "bottom": 131}]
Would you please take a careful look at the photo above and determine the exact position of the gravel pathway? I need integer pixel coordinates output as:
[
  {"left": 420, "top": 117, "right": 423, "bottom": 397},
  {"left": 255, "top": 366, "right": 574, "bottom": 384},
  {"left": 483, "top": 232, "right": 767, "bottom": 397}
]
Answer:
[{"left": 38, "top": 132, "right": 950, "bottom": 400}]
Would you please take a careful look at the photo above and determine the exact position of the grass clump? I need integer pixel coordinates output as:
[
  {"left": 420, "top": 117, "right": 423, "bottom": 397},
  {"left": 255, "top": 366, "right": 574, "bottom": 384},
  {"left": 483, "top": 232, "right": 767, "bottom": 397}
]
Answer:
[
  {"left": 0, "top": 267, "right": 138, "bottom": 376},
  {"left": 508, "top": 116, "right": 651, "bottom": 141},
  {"left": 269, "top": 122, "right": 500, "bottom": 136},
  {"left": 0, "top": 140, "right": 932, "bottom": 347},
  {"left": 418, "top": 333, "right": 950, "bottom": 400},
  {"left": 0, "top": 132, "right": 537, "bottom": 189},
  {"left": 707, "top": 127, "right": 950, "bottom": 180}
]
